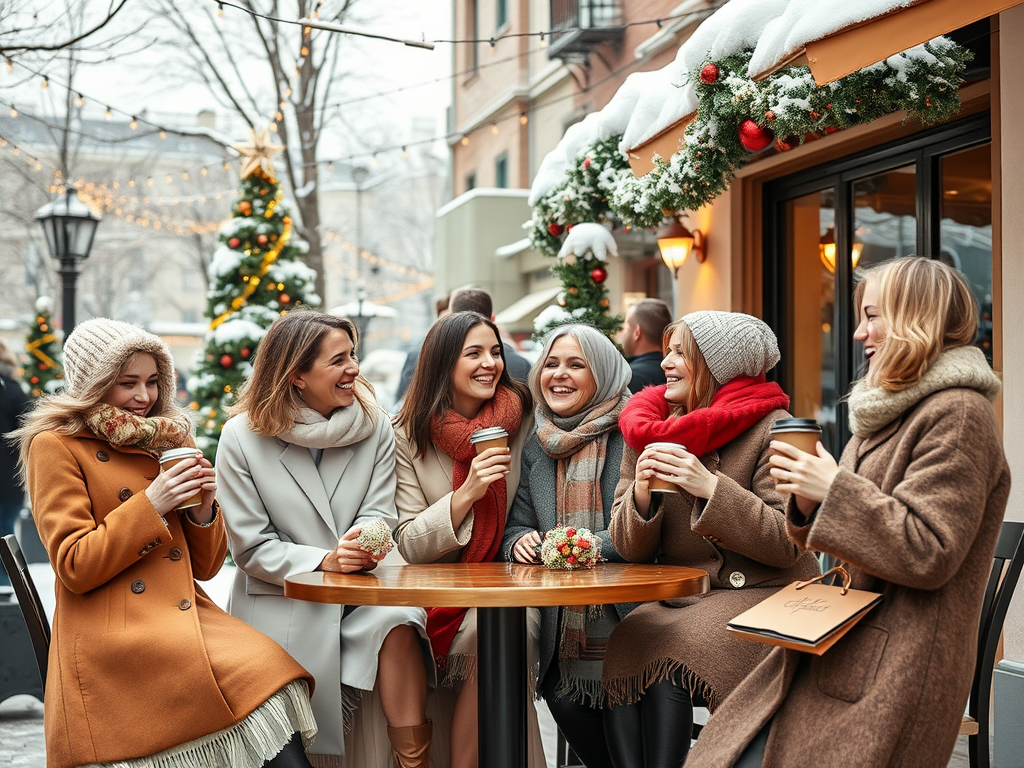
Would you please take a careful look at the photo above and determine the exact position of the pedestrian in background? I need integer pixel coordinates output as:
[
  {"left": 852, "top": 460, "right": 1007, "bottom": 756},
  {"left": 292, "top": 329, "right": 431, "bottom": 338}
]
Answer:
[
  {"left": 687, "top": 257, "right": 1010, "bottom": 768},
  {"left": 502, "top": 323, "right": 634, "bottom": 768},
  {"left": 619, "top": 299, "right": 672, "bottom": 393},
  {"left": 217, "top": 309, "right": 432, "bottom": 768},
  {"left": 0, "top": 337, "right": 31, "bottom": 585},
  {"left": 602, "top": 311, "right": 818, "bottom": 768},
  {"left": 11, "top": 318, "right": 316, "bottom": 768}
]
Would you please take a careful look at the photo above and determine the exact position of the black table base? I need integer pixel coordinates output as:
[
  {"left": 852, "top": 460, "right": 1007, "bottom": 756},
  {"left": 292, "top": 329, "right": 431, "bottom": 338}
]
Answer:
[{"left": 478, "top": 606, "right": 527, "bottom": 768}]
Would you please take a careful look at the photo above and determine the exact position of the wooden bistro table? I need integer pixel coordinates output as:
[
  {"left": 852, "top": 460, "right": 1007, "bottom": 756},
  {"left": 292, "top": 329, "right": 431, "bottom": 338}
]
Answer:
[{"left": 286, "top": 561, "right": 709, "bottom": 768}]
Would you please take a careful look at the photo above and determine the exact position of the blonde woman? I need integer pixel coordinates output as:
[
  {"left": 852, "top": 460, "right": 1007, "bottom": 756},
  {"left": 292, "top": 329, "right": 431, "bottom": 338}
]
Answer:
[
  {"left": 216, "top": 309, "right": 431, "bottom": 768},
  {"left": 11, "top": 318, "right": 316, "bottom": 768},
  {"left": 688, "top": 257, "right": 1010, "bottom": 768}
]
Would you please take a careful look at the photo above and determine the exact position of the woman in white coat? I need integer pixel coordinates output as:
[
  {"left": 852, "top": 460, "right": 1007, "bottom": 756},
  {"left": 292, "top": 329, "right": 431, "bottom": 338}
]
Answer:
[{"left": 217, "top": 309, "right": 432, "bottom": 768}]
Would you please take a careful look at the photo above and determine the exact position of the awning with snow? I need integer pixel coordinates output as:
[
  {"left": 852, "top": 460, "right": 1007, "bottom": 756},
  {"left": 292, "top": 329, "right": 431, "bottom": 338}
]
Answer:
[{"left": 494, "top": 286, "right": 562, "bottom": 325}]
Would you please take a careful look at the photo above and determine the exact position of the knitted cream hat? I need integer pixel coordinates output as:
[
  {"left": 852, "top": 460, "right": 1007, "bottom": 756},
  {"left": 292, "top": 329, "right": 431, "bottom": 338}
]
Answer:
[
  {"left": 681, "top": 311, "right": 780, "bottom": 383},
  {"left": 63, "top": 318, "right": 177, "bottom": 413}
]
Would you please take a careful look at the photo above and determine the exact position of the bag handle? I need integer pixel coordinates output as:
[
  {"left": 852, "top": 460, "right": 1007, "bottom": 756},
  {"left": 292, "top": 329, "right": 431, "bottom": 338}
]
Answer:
[{"left": 794, "top": 563, "right": 852, "bottom": 596}]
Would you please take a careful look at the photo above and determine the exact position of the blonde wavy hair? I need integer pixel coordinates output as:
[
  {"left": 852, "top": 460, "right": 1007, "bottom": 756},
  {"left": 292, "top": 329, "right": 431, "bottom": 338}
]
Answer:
[
  {"left": 10, "top": 351, "right": 192, "bottom": 487},
  {"left": 855, "top": 256, "right": 978, "bottom": 392}
]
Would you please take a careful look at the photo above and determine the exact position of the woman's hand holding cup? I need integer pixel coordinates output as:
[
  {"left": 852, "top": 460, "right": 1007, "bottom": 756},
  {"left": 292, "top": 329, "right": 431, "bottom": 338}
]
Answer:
[
  {"left": 146, "top": 451, "right": 212, "bottom": 517},
  {"left": 512, "top": 530, "right": 543, "bottom": 564},
  {"left": 768, "top": 440, "right": 839, "bottom": 516},
  {"left": 453, "top": 447, "right": 512, "bottom": 507}
]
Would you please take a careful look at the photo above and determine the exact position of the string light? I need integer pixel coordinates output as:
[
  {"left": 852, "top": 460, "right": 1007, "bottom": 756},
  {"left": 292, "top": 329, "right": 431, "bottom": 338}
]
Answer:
[
  {"left": 218, "top": 2, "right": 224, "bottom": 16},
  {"left": 129, "top": 117, "right": 139, "bottom": 130},
  {"left": 490, "top": 123, "right": 499, "bottom": 135},
  {"left": 460, "top": 135, "right": 469, "bottom": 146},
  {"left": 75, "top": 93, "right": 85, "bottom": 108},
  {"left": 105, "top": 106, "right": 112, "bottom": 120},
  {"left": 519, "top": 113, "right": 528, "bottom": 125},
  {"left": 4, "top": 59, "right": 12, "bottom": 73},
  {"left": 9, "top": 106, "right": 16, "bottom": 118},
  {"left": 159, "top": 129, "right": 167, "bottom": 140},
  {"left": 41, "top": 76, "right": 48, "bottom": 90}
]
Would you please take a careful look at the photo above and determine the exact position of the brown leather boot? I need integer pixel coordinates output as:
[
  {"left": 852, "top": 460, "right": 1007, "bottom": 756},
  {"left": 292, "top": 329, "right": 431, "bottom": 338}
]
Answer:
[{"left": 387, "top": 721, "right": 432, "bottom": 768}]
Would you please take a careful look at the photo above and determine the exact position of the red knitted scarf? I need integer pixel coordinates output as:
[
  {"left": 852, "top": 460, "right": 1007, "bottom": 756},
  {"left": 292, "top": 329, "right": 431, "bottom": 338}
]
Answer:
[
  {"left": 425, "top": 385, "right": 523, "bottom": 669},
  {"left": 618, "top": 375, "right": 789, "bottom": 456}
]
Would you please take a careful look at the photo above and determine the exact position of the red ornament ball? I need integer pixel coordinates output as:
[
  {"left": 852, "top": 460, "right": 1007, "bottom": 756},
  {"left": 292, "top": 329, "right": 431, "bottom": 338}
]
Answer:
[
  {"left": 547, "top": 222, "right": 563, "bottom": 237},
  {"left": 220, "top": 354, "right": 234, "bottom": 368},
  {"left": 29, "top": 376, "right": 39, "bottom": 384},
  {"left": 279, "top": 293, "right": 291, "bottom": 304},
  {"left": 699, "top": 63, "right": 719, "bottom": 84},
  {"left": 240, "top": 347, "right": 252, "bottom": 359},
  {"left": 825, "top": 126, "right": 838, "bottom": 135},
  {"left": 738, "top": 119, "right": 774, "bottom": 152},
  {"left": 228, "top": 237, "right": 241, "bottom": 248},
  {"left": 238, "top": 201, "right": 252, "bottom": 215},
  {"left": 257, "top": 234, "right": 269, "bottom": 245},
  {"left": 591, "top": 267, "right": 608, "bottom": 284}
]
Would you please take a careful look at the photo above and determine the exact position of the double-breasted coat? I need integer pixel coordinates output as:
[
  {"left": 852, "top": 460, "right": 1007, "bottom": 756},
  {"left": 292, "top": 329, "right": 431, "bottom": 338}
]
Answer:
[
  {"left": 27, "top": 430, "right": 312, "bottom": 768},
  {"left": 217, "top": 411, "right": 426, "bottom": 759},
  {"left": 685, "top": 387, "right": 1011, "bottom": 768}
]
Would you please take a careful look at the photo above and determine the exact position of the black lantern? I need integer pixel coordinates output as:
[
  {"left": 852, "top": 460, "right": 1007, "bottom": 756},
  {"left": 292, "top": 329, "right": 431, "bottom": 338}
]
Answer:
[{"left": 35, "top": 186, "right": 101, "bottom": 336}]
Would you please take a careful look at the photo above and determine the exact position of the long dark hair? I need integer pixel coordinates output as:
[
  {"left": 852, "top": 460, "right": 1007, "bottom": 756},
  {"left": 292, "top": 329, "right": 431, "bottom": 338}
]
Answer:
[{"left": 395, "top": 311, "right": 531, "bottom": 457}]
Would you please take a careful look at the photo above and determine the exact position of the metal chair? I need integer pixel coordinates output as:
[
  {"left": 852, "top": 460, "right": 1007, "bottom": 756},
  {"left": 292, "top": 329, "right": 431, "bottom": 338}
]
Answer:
[
  {"left": 0, "top": 534, "right": 50, "bottom": 689},
  {"left": 960, "top": 520, "right": 1024, "bottom": 768}
]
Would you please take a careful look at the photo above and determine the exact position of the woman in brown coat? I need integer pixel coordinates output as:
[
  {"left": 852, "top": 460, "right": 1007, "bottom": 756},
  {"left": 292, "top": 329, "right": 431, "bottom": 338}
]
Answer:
[
  {"left": 12, "top": 318, "right": 316, "bottom": 768},
  {"left": 687, "top": 257, "right": 1010, "bottom": 768},
  {"left": 602, "top": 311, "right": 819, "bottom": 768}
]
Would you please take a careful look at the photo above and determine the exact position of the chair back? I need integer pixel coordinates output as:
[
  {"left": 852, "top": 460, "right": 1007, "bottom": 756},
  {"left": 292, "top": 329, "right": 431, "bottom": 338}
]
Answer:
[
  {"left": 969, "top": 520, "right": 1024, "bottom": 768},
  {"left": 0, "top": 534, "right": 50, "bottom": 687}
]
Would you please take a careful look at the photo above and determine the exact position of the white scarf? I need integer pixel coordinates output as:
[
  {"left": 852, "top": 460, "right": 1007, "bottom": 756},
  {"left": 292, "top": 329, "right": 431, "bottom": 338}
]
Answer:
[
  {"left": 280, "top": 383, "right": 378, "bottom": 449},
  {"left": 847, "top": 346, "right": 1000, "bottom": 437}
]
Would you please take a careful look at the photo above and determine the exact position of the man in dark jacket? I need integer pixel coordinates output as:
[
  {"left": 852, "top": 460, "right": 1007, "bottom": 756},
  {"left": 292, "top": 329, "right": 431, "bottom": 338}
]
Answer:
[
  {"left": 0, "top": 339, "right": 32, "bottom": 584},
  {"left": 620, "top": 298, "right": 672, "bottom": 393}
]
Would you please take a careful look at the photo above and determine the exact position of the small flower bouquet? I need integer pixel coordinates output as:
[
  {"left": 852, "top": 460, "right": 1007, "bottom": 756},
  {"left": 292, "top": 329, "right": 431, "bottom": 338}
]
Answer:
[
  {"left": 355, "top": 518, "right": 395, "bottom": 562},
  {"left": 540, "top": 526, "right": 601, "bottom": 570}
]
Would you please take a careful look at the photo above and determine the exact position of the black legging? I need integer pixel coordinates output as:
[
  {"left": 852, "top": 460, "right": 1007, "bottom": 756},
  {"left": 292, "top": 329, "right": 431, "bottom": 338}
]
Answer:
[
  {"left": 732, "top": 720, "right": 770, "bottom": 768},
  {"left": 542, "top": 665, "right": 615, "bottom": 768},
  {"left": 603, "top": 675, "right": 693, "bottom": 768},
  {"left": 264, "top": 733, "right": 313, "bottom": 768}
]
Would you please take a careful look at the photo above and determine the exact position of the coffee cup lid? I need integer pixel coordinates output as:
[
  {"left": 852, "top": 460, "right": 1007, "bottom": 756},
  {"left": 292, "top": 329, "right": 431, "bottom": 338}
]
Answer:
[
  {"left": 470, "top": 427, "right": 509, "bottom": 443},
  {"left": 770, "top": 418, "right": 821, "bottom": 433},
  {"left": 160, "top": 447, "right": 199, "bottom": 463},
  {"left": 647, "top": 441, "right": 684, "bottom": 450}
]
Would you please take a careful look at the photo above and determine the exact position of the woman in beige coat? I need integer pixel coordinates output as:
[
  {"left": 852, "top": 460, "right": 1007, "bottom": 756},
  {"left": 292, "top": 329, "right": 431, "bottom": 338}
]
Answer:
[
  {"left": 12, "top": 318, "right": 316, "bottom": 768},
  {"left": 687, "top": 257, "right": 1011, "bottom": 768},
  {"left": 217, "top": 310, "right": 431, "bottom": 768},
  {"left": 602, "top": 312, "right": 819, "bottom": 768},
  {"left": 392, "top": 311, "right": 544, "bottom": 768}
]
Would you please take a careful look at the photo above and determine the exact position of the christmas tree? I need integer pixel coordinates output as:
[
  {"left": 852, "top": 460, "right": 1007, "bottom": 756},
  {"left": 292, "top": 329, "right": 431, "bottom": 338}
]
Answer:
[
  {"left": 189, "top": 128, "right": 320, "bottom": 458},
  {"left": 24, "top": 296, "right": 64, "bottom": 397}
]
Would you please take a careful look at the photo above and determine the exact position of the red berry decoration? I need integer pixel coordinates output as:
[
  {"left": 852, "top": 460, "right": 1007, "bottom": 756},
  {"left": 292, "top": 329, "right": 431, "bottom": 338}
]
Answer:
[
  {"left": 547, "top": 222, "right": 563, "bottom": 237},
  {"left": 765, "top": 111, "right": 775, "bottom": 121},
  {"left": 699, "top": 63, "right": 719, "bottom": 84},
  {"left": 228, "top": 237, "right": 241, "bottom": 248},
  {"left": 591, "top": 267, "right": 608, "bottom": 284},
  {"left": 256, "top": 234, "right": 269, "bottom": 245},
  {"left": 582, "top": 157, "right": 592, "bottom": 169},
  {"left": 738, "top": 119, "right": 774, "bottom": 152},
  {"left": 220, "top": 354, "right": 234, "bottom": 368},
  {"left": 240, "top": 348, "right": 251, "bottom": 359},
  {"left": 825, "top": 126, "right": 838, "bottom": 135},
  {"left": 775, "top": 135, "right": 798, "bottom": 152}
]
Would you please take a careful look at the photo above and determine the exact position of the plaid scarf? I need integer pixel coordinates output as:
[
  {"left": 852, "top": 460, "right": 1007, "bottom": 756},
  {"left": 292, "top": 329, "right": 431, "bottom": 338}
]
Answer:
[
  {"left": 537, "top": 391, "right": 628, "bottom": 706},
  {"left": 425, "top": 385, "right": 523, "bottom": 670},
  {"left": 84, "top": 403, "right": 192, "bottom": 456}
]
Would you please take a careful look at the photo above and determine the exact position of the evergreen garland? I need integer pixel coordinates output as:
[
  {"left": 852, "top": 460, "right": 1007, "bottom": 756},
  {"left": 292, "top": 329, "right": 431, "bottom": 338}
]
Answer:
[
  {"left": 23, "top": 297, "right": 64, "bottom": 397},
  {"left": 189, "top": 167, "right": 320, "bottom": 459}
]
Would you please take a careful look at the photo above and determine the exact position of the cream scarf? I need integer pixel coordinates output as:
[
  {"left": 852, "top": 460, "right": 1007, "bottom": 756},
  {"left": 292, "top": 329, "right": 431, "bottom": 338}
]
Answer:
[
  {"left": 847, "top": 346, "right": 1000, "bottom": 437},
  {"left": 281, "top": 383, "right": 378, "bottom": 449}
]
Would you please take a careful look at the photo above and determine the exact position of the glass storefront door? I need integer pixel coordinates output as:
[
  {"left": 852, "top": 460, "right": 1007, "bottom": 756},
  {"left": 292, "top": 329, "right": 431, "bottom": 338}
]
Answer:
[{"left": 764, "top": 114, "right": 992, "bottom": 454}]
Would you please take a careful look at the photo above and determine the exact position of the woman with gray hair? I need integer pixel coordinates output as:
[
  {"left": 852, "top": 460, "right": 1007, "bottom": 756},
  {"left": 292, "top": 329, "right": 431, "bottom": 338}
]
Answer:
[{"left": 501, "top": 323, "right": 633, "bottom": 768}]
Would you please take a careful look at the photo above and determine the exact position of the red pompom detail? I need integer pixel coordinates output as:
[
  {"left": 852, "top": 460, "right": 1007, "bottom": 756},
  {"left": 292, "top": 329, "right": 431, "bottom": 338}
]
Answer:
[
  {"left": 738, "top": 119, "right": 774, "bottom": 152},
  {"left": 699, "top": 63, "right": 719, "bottom": 84}
]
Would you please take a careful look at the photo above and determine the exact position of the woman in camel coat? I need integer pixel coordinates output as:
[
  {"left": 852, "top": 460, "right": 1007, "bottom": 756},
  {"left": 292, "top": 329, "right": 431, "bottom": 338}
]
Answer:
[
  {"left": 687, "top": 257, "right": 1011, "bottom": 768},
  {"left": 13, "top": 318, "right": 315, "bottom": 768}
]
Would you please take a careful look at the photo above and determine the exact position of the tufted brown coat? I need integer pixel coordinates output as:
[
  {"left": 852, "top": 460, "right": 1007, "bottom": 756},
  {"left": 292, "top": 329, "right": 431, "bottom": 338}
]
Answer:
[
  {"left": 27, "top": 430, "right": 312, "bottom": 768},
  {"left": 685, "top": 388, "right": 1011, "bottom": 768},
  {"left": 603, "top": 410, "right": 819, "bottom": 708}
]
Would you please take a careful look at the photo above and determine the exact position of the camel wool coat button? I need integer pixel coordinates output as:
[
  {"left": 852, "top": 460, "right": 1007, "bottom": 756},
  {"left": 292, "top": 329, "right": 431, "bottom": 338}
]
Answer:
[
  {"left": 131, "top": 580, "right": 145, "bottom": 594},
  {"left": 169, "top": 548, "right": 183, "bottom": 561},
  {"left": 118, "top": 488, "right": 133, "bottom": 502},
  {"left": 729, "top": 571, "right": 746, "bottom": 588},
  {"left": 96, "top": 450, "right": 109, "bottom": 461},
  {"left": 178, "top": 599, "right": 192, "bottom": 611}
]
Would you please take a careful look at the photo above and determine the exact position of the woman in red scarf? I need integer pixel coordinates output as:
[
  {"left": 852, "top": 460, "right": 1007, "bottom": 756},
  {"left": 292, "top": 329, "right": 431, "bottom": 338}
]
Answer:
[
  {"left": 392, "top": 311, "right": 542, "bottom": 768},
  {"left": 602, "top": 311, "right": 819, "bottom": 768}
]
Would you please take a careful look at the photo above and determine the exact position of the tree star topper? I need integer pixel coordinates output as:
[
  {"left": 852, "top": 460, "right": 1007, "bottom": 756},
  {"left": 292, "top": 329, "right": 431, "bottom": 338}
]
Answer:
[{"left": 231, "top": 127, "right": 284, "bottom": 180}]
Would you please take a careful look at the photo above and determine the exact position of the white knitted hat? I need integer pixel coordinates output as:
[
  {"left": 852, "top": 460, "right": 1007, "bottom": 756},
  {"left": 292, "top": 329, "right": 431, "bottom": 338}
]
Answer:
[
  {"left": 681, "top": 311, "right": 780, "bottom": 383},
  {"left": 63, "top": 318, "right": 177, "bottom": 412}
]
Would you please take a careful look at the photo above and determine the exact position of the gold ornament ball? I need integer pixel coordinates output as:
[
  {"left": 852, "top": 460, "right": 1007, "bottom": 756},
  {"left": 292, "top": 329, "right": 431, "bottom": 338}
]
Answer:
[
  {"left": 568, "top": 287, "right": 578, "bottom": 295},
  {"left": 600, "top": 299, "right": 610, "bottom": 307}
]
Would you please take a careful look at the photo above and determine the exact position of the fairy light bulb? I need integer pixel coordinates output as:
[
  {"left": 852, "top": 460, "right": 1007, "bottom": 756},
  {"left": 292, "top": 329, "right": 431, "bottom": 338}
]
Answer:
[
  {"left": 75, "top": 93, "right": 84, "bottom": 108},
  {"left": 129, "top": 117, "right": 138, "bottom": 130},
  {"left": 159, "top": 129, "right": 167, "bottom": 140},
  {"left": 460, "top": 135, "right": 469, "bottom": 146},
  {"left": 519, "top": 113, "right": 528, "bottom": 125},
  {"left": 9, "top": 106, "right": 17, "bottom": 118},
  {"left": 490, "top": 123, "right": 499, "bottom": 135},
  {"left": 105, "top": 106, "right": 112, "bottom": 120},
  {"left": 41, "top": 76, "right": 48, "bottom": 90}
]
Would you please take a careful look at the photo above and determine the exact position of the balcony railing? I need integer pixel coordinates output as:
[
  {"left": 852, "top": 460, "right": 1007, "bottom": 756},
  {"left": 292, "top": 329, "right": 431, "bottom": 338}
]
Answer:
[{"left": 548, "top": 0, "right": 624, "bottom": 60}]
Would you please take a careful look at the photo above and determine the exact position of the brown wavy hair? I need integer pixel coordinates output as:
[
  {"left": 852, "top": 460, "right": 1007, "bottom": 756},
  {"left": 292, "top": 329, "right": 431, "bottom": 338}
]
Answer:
[
  {"left": 662, "top": 319, "right": 719, "bottom": 415},
  {"left": 229, "top": 308, "right": 375, "bottom": 436},
  {"left": 394, "top": 311, "right": 531, "bottom": 458},
  {"left": 855, "top": 256, "right": 978, "bottom": 392}
]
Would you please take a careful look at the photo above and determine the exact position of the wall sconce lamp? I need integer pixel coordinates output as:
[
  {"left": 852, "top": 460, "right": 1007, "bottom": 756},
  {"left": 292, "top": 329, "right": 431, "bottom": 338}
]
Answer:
[
  {"left": 819, "top": 227, "right": 863, "bottom": 274},
  {"left": 657, "top": 216, "right": 706, "bottom": 277}
]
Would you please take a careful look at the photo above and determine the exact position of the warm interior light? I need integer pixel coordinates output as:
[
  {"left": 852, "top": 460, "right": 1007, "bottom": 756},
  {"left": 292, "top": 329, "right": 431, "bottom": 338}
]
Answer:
[
  {"left": 819, "top": 227, "right": 863, "bottom": 273},
  {"left": 657, "top": 216, "right": 705, "bottom": 276}
]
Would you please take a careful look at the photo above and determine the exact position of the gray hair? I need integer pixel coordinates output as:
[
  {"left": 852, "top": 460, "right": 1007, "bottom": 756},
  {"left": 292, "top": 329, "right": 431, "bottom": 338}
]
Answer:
[{"left": 529, "top": 324, "right": 631, "bottom": 418}]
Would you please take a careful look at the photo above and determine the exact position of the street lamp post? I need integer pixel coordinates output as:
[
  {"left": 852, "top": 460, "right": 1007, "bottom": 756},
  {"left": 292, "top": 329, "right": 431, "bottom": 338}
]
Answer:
[
  {"left": 35, "top": 186, "right": 101, "bottom": 337},
  {"left": 350, "top": 165, "right": 370, "bottom": 302}
]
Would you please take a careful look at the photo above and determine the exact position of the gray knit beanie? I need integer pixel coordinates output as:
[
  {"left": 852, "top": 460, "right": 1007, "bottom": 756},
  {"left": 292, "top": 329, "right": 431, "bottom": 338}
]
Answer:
[
  {"left": 681, "top": 311, "right": 780, "bottom": 383},
  {"left": 63, "top": 318, "right": 177, "bottom": 413}
]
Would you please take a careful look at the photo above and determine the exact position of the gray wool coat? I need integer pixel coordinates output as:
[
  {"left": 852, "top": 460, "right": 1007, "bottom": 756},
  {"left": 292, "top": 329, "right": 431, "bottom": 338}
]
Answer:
[
  {"left": 500, "top": 428, "right": 634, "bottom": 687},
  {"left": 685, "top": 387, "right": 1011, "bottom": 768}
]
